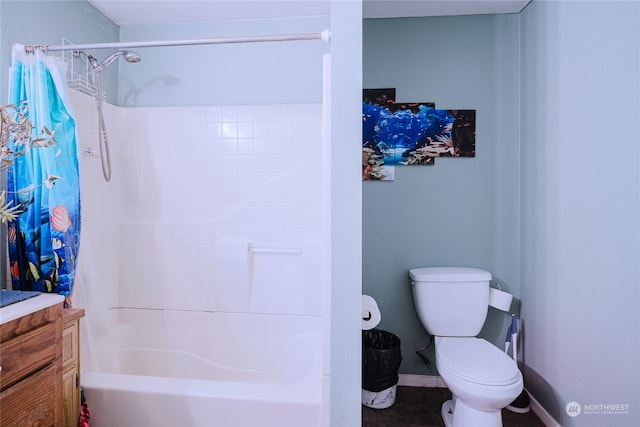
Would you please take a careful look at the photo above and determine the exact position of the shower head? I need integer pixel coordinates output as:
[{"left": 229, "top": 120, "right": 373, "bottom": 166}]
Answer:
[
  {"left": 92, "top": 50, "right": 142, "bottom": 73},
  {"left": 122, "top": 51, "right": 142, "bottom": 63}
]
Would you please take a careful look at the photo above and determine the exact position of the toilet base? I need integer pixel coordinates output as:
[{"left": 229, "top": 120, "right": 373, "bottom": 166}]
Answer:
[
  {"left": 441, "top": 398, "right": 503, "bottom": 427},
  {"left": 441, "top": 399, "right": 455, "bottom": 427}
]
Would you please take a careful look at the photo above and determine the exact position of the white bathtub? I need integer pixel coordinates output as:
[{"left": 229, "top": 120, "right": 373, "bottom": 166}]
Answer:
[{"left": 81, "top": 309, "right": 323, "bottom": 427}]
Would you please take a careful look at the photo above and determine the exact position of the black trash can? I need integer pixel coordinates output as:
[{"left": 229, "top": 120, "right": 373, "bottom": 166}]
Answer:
[{"left": 362, "top": 328, "right": 402, "bottom": 409}]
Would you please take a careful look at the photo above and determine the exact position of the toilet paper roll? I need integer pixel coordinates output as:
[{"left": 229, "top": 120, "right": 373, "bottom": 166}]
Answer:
[
  {"left": 489, "top": 287, "right": 513, "bottom": 312},
  {"left": 362, "top": 295, "right": 382, "bottom": 330}
]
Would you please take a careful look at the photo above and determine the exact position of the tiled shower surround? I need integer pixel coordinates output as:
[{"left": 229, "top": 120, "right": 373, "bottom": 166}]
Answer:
[{"left": 71, "top": 91, "right": 329, "bottom": 317}]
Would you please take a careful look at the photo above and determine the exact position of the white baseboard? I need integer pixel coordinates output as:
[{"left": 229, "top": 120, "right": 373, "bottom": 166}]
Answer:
[
  {"left": 397, "top": 375, "right": 560, "bottom": 427},
  {"left": 398, "top": 374, "right": 447, "bottom": 388}
]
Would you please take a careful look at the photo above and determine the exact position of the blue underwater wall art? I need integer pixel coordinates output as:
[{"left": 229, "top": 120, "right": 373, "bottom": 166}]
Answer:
[{"left": 362, "top": 88, "right": 476, "bottom": 181}]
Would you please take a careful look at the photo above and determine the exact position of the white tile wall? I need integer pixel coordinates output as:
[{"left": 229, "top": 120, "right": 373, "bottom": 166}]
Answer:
[
  {"left": 73, "top": 91, "right": 328, "bottom": 372},
  {"left": 111, "top": 103, "right": 328, "bottom": 316}
]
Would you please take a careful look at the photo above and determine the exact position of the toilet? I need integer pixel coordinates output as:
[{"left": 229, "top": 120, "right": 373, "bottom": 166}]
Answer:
[{"left": 409, "top": 267, "right": 523, "bottom": 427}]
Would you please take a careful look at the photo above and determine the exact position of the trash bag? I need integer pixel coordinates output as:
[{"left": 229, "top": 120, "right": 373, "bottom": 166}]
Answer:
[{"left": 362, "top": 329, "right": 402, "bottom": 392}]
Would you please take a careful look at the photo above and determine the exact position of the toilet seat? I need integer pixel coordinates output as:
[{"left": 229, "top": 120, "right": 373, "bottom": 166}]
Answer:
[{"left": 436, "top": 337, "right": 520, "bottom": 386}]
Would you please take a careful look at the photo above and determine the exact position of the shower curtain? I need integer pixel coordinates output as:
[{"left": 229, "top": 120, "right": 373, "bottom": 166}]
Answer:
[{"left": 6, "top": 44, "right": 80, "bottom": 307}]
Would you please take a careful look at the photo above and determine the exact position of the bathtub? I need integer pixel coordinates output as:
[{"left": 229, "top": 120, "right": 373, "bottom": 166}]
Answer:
[{"left": 81, "top": 309, "right": 323, "bottom": 427}]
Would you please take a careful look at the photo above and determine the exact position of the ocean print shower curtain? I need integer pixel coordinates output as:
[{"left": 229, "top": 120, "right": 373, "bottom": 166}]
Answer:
[{"left": 6, "top": 45, "right": 80, "bottom": 307}]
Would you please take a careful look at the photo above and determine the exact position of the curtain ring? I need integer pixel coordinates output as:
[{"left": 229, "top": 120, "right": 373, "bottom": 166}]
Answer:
[{"left": 23, "top": 44, "right": 49, "bottom": 55}]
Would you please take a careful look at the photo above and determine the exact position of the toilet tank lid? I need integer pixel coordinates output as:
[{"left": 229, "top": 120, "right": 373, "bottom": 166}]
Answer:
[{"left": 409, "top": 267, "right": 492, "bottom": 282}]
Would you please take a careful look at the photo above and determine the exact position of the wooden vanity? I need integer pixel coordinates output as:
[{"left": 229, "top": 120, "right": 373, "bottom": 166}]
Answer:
[
  {"left": 62, "top": 308, "right": 85, "bottom": 427},
  {"left": 0, "top": 293, "right": 84, "bottom": 427}
]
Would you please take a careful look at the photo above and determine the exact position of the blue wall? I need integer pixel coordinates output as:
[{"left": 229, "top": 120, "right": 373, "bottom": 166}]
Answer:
[
  {"left": 0, "top": 0, "right": 119, "bottom": 103},
  {"left": 519, "top": 1, "right": 639, "bottom": 425},
  {"left": 363, "top": 14, "right": 521, "bottom": 376},
  {"left": 117, "top": 17, "right": 329, "bottom": 107}
]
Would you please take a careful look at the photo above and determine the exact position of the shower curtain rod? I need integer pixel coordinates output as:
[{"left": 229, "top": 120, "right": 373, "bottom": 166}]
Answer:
[{"left": 24, "top": 29, "right": 330, "bottom": 53}]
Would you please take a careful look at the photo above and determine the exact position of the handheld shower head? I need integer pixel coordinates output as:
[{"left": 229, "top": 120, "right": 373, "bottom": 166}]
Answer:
[
  {"left": 93, "top": 50, "right": 142, "bottom": 72},
  {"left": 123, "top": 51, "right": 142, "bottom": 63},
  {"left": 78, "top": 49, "right": 140, "bottom": 182}
]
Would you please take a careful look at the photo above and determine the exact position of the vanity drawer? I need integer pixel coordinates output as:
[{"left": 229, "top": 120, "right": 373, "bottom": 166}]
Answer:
[
  {"left": 0, "top": 362, "right": 59, "bottom": 426},
  {"left": 0, "top": 320, "right": 58, "bottom": 390}
]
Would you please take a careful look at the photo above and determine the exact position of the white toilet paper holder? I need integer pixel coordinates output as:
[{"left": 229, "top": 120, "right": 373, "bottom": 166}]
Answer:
[
  {"left": 489, "top": 286, "right": 513, "bottom": 312},
  {"left": 362, "top": 295, "right": 382, "bottom": 330}
]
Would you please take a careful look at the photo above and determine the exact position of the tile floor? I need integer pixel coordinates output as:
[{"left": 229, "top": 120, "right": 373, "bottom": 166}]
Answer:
[{"left": 362, "top": 386, "right": 546, "bottom": 427}]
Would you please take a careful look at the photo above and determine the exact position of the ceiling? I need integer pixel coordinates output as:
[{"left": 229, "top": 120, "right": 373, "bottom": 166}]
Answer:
[{"left": 88, "top": 0, "right": 531, "bottom": 26}]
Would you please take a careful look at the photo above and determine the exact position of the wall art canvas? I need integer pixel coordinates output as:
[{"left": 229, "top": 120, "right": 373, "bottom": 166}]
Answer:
[
  {"left": 363, "top": 88, "right": 477, "bottom": 181},
  {"left": 386, "top": 102, "right": 437, "bottom": 166},
  {"left": 363, "top": 88, "right": 397, "bottom": 180},
  {"left": 447, "top": 109, "right": 476, "bottom": 157},
  {"left": 400, "top": 108, "right": 477, "bottom": 160}
]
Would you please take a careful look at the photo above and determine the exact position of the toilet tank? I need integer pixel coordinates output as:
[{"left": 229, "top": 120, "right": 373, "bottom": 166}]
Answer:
[{"left": 409, "top": 267, "right": 491, "bottom": 337}]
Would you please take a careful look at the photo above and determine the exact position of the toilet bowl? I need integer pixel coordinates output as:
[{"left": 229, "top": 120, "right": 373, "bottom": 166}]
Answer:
[
  {"left": 409, "top": 267, "right": 524, "bottom": 427},
  {"left": 435, "top": 337, "right": 523, "bottom": 427}
]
